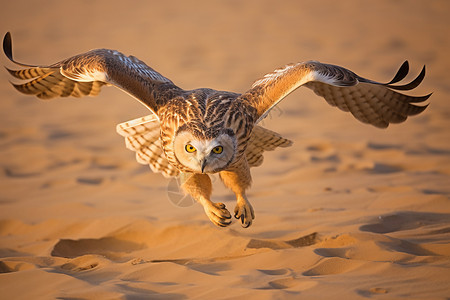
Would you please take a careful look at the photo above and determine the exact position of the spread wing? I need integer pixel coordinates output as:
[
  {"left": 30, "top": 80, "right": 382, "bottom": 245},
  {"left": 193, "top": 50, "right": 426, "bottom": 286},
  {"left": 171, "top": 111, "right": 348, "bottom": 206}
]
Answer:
[
  {"left": 116, "top": 114, "right": 180, "bottom": 178},
  {"left": 3, "top": 32, "right": 181, "bottom": 115},
  {"left": 241, "top": 60, "right": 430, "bottom": 128}
]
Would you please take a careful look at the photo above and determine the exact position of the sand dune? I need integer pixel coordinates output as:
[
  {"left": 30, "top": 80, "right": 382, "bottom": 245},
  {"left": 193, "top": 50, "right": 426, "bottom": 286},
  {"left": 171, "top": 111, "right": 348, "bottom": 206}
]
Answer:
[{"left": 1, "top": 0, "right": 449, "bottom": 299}]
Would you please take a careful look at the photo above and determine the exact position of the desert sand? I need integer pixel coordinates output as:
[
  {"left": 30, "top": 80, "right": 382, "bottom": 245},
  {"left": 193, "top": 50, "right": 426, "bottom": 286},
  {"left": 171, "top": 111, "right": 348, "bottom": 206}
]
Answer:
[{"left": 0, "top": 0, "right": 449, "bottom": 299}]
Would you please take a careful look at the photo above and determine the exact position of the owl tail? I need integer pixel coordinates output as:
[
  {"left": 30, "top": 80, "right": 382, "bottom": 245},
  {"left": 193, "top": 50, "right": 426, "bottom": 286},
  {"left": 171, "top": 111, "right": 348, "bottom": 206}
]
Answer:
[{"left": 246, "top": 126, "right": 293, "bottom": 168}]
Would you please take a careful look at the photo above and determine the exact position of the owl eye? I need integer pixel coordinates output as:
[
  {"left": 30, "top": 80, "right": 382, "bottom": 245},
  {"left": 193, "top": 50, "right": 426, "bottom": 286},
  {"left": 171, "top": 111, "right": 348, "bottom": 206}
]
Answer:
[
  {"left": 185, "top": 144, "right": 197, "bottom": 153},
  {"left": 212, "top": 146, "right": 223, "bottom": 154}
]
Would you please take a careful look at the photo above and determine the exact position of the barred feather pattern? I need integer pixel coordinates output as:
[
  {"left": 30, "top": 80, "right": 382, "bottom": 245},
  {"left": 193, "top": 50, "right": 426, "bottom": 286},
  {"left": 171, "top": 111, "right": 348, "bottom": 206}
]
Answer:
[
  {"left": 246, "top": 126, "right": 293, "bottom": 167},
  {"left": 116, "top": 114, "right": 179, "bottom": 177},
  {"left": 305, "top": 81, "right": 428, "bottom": 128},
  {"left": 3, "top": 31, "right": 175, "bottom": 113},
  {"left": 6, "top": 66, "right": 106, "bottom": 99},
  {"left": 242, "top": 60, "right": 430, "bottom": 128}
]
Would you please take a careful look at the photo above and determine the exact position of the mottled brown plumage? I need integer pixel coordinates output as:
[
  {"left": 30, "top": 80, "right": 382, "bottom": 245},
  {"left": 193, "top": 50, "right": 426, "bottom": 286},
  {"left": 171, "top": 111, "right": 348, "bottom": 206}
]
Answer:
[{"left": 3, "top": 32, "right": 430, "bottom": 228}]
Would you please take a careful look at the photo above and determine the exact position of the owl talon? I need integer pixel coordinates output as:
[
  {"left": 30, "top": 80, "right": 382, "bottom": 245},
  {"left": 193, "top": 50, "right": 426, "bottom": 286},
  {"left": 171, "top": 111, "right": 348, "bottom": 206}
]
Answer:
[
  {"left": 204, "top": 202, "right": 232, "bottom": 227},
  {"left": 234, "top": 201, "right": 255, "bottom": 228}
]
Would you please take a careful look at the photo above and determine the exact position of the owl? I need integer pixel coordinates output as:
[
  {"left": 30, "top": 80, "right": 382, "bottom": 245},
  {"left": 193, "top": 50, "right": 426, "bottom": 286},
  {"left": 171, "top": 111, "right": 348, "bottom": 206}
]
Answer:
[{"left": 3, "top": 32, "right": 430, "bottom": 228}]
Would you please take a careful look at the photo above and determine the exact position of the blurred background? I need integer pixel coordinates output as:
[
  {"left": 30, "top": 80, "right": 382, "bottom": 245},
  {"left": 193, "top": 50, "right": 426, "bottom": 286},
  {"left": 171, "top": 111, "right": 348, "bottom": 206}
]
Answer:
[
  {"left": 0, "top": 0, "right": 449, "bottom": 220},
  {"left": 1, "top": 1, "right": 449, "bottom": 298},
  {"left": 0, "top": 0, "right": 449, "bottom": 219}
]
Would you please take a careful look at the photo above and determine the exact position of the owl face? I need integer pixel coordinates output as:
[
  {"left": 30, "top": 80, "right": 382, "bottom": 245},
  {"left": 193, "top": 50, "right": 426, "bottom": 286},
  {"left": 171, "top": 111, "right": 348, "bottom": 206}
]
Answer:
[{"left": 173, "top": 129, "right": 236, "bottom": 173}]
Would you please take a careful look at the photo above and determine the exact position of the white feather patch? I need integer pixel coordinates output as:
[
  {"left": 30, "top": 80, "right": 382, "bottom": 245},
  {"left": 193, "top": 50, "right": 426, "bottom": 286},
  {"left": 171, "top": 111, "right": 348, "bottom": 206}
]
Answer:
[
  {"left": 60, "top": 67, "right": 108, "bottom": 82},
  {"left": 252, "top": 64, "right": 296, "bottom": 88}
]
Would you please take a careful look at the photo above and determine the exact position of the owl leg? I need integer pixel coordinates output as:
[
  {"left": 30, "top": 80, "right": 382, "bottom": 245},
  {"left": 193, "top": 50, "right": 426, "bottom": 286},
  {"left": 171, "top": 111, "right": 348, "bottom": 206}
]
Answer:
[
  {"left": 180, "top": 173, "right": 232, "bottom": 227},
  {"left": 219, "top": 166, "right": 254, "bottom": 228}
]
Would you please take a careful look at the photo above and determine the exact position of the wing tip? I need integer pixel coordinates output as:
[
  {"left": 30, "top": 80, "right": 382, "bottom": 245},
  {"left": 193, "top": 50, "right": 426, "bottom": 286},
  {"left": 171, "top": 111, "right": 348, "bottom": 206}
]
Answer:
[
  {"left": 422, "top": 92, "right": 433, "bottom": 101},
  {"left": 411, "top": 102, "right": 430, "bottom": 115},
  {"left": 10, "top": 81, "right": 26, "bottom": 92},
  {"left": 387, "top": 64, "right": 427, "bottom": 91},
  {"left": 409, "top": 92, "right": 432, "bottom": 104},
  {"left": 281, "top": 139, "right": 294, "bottom": 148},
  {"left": 4, "top": 66, "right": 16, "bottom": 77},
  {"left": 3, "top": 32, "right": 40, "bottom": 68},
  {"left": 386, "top": 60, "right": 410, "bottom": 85},
  {"left": 3, "top": 32, "right": 14, "bottom": 62}
]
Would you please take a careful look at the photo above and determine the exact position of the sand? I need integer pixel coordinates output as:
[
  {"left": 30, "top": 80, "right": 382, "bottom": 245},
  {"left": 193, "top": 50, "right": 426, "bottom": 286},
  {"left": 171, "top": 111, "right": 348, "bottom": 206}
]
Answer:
[{"left": 0, "top": 0, "right": 449, "bottom": 299}]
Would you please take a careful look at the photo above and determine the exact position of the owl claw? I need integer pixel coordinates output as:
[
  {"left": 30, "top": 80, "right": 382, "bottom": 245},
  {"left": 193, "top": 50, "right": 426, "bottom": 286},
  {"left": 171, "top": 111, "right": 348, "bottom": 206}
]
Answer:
[
  {"left": 204, "top": 202, "right": 232, "bottom": 227},
  {"left": 234, "top": 201, "right": 255, "bottom": 228}
]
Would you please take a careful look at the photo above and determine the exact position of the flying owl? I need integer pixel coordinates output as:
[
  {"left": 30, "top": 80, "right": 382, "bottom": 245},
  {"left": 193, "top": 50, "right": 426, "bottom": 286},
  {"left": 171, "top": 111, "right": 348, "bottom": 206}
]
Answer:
[{"left": 3, "top": 32, "right": 430, "bottom": 228}]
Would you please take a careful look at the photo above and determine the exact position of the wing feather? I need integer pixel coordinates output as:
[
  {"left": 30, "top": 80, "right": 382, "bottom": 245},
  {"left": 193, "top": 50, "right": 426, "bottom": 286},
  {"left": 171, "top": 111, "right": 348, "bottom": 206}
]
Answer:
[
  {"left": 116, "top": 114, "right": 179, "bottom": 178},
  {"left": 3, "top": 32, "right": 180, "bottom": 114},
  {"left": 246, "top": 126, "right": 292, "bottom": 168},
  {"left": 240, "top": 60, "right": 430, "bottom": 128},
  {"left": 6, "top": 66, "right": 53, "bottom": 79},
  {"left": 10, "top": 70, "right": 106, "bottom": 99}
]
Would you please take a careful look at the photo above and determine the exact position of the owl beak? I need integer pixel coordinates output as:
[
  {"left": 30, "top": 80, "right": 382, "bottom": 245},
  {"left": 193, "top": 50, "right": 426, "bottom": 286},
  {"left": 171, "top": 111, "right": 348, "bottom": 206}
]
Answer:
[{"left": 201, "top": 158, "right": 207, "bottom": 173}]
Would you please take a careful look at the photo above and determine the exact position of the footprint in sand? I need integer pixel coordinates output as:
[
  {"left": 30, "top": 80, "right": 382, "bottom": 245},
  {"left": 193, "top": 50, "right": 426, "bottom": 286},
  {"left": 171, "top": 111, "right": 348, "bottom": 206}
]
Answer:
[
  {"left": 356, "top": 287, "right": 389, "bottom": 297},
  {"left": 313, "top": 229, "right": 441, "bottom": 265},
  {"left": 60, "top": 254, "right": 110, "bottom": 272},
  {"left": 303, "top": 257, "right": 365, "bottom": 276},
  {"left": 3, "top": 167, "right": 41, "bottom": 178},
  {"left": 368, "top": 162, "right": 404, "bottom": 174},
  {"left": 269, "top": 278, "right": 317, "bottom": 291},
  {"left": 267, "top": 277, "right": 299, "bottom": 289},
  {"left": 360, "top": 211, "right": 450, "bottom": 234},
  {"left": 76, "top": 177, "right": 105, "bottom": 185},
  {"left": 246, "top": 232, "right": 318, "bottom": 250},
  {"left": 51, "top": 237, "right": 147, "bottom": 262},
  {"left": 258, "top": 268, "right": 318, "bottom": 291},
  {"left": 258, "top": 268, "right": 290, "bottom": 276},
  {"left": 0, "top": 260, "right": 36, "bottom": 273},
  {"left": 256, "top": 269, "right": 318, "bottom": 291}
]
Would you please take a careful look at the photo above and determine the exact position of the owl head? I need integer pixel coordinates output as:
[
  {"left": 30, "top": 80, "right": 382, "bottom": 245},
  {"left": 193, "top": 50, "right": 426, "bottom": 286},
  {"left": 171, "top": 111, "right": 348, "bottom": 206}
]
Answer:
[{"left": 173, "top": 124, "right": 236, "bottom": 173}]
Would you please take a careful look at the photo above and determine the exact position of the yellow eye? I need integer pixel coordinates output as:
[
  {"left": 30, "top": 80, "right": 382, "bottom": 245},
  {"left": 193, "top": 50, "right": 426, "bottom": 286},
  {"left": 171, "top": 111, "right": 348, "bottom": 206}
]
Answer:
[
  {"left": 185, "top": 144, "right": 197, "bottom": 153},
  {"left": 212, "top": 146, "right": 223, "bottom": 154}
]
